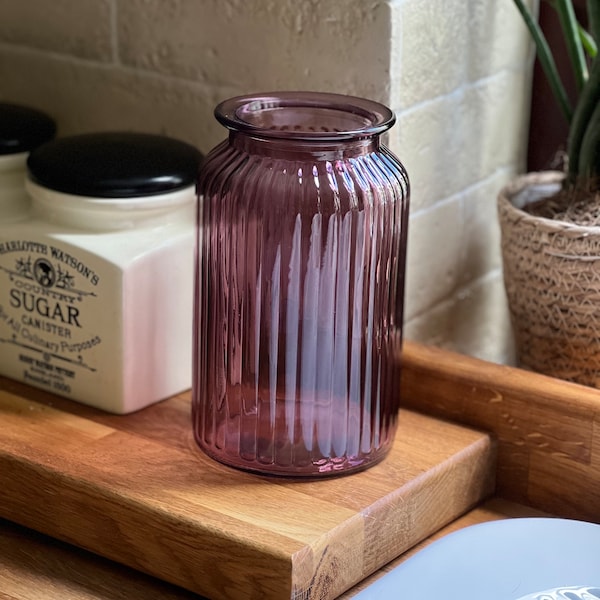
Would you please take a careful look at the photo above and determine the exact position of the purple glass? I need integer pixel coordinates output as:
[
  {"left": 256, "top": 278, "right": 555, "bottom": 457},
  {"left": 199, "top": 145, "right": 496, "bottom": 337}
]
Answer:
[{"left": 193, "top": 92, "right": 410, "bottom": 476}]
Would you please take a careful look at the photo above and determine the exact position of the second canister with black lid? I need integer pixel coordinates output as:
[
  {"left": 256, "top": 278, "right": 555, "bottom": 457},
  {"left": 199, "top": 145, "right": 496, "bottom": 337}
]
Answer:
[
  {"left": 0, "top": 132, "right": 201, "bottom": 413},
  {"left": 0, "top": 103, "right": 56, "bottom": 222}
]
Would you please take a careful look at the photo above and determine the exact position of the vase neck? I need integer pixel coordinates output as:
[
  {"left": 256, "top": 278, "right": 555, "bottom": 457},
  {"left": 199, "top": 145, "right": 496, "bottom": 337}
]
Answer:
[
  {"left": 229, "top": 130, "right": 380, "bottom": 160},
  {"left": 216, "top": 92, "right": 393, "bottom": 160}
]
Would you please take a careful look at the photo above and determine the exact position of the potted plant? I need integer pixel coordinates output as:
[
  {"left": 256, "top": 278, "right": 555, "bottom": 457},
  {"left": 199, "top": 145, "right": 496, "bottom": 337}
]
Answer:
[{"left": 498, "top": 0, "right": 600, "bottom": 387}]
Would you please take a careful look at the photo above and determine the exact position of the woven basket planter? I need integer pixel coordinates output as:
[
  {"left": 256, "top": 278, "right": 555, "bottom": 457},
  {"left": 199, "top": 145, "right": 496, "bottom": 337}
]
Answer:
[{"left": 498, "top": 171, "right": 600, "bottom": 388}]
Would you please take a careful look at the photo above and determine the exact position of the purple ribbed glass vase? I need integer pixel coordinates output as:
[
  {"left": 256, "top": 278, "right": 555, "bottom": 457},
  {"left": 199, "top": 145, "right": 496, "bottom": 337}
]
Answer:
[{"left": 193, "top": 92, "right": 410, "bottom": 476}]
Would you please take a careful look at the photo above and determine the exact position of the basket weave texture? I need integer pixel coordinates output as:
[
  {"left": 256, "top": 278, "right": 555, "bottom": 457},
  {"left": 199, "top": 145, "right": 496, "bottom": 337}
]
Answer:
[{"left": 498, "top": 171, "right": 600, "bottom": 388}]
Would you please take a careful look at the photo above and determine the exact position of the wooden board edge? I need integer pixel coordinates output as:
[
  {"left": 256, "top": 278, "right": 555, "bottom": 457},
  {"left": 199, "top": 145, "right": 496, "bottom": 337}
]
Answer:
[
  {"left": 400, "top": 341, "right": 600, "bottom": 522},
  {"left": 0, "top": 453, "right": 293, "bottom": 600},
  {"left": 291, "top": 431, "right": 497, "bottom": 599}
]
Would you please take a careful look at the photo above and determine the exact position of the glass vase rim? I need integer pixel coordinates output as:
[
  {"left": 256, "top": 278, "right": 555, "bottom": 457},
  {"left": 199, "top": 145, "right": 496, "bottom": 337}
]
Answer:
[{"left": 214, "top": 91, "right": 396, "bottom": 143}]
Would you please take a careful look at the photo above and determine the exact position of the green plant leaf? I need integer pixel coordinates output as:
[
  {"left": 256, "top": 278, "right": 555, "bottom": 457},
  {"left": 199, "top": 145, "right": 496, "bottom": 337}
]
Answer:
[
  {"left": 553, "top": 0, "right": 589, "bottom": 91},
  {"left": 512, "top": 0, "right": 574, "bottom": 123},
  {"left": 577, "top": 93, "right": 600, "bottom": 179},
  {"left": 588, "top": 0, "right": 600, "bottom": 45},
  {"left": 567, "top": 54, "right": 600, "bottom": 183},
  {"left": 579, "top": 24, "right": 598, "bottom": 58}
]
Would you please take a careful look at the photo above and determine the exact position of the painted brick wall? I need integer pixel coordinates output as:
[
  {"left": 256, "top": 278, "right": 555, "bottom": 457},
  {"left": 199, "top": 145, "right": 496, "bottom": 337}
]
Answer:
[
  {"left": 0, "top": 0, "right": 535, "bottom": 364},
  {"left": 392, "top": 0, "right": 535, "bottom": 363}
]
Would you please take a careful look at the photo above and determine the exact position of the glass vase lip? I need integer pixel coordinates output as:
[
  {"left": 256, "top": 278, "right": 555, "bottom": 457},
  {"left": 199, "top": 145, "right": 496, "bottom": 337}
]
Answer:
[{"left": 214, "top": 91, "right": 396, "bottom": 142}]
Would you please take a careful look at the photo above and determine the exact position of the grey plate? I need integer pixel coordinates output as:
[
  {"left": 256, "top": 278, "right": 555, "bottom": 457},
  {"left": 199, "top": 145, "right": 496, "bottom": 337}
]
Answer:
[{"left": 354, "top": 518, "right": 600, "bottom": 599}]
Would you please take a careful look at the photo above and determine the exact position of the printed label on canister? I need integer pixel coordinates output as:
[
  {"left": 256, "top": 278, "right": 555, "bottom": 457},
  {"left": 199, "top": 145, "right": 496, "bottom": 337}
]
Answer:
[{"left": 0, "top": 239, "right": 104, "bottom": 398}]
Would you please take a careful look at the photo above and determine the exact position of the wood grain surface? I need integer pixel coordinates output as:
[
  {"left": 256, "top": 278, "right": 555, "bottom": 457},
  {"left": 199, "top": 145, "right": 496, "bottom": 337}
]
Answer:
[
  {"left": 401, "top": 340, "right": 600, "bottom": 523},
  {"left": 0, "top": 375, "right": 495, "bottom": 600},
  {"left": 0, "top": 498, "right": 543, "bottom": 600},
  {"left": 341, "top": 497, "right": 550, "bottom": 597},
  {"left": 0, "top": 516, "right": 200, "bottom": 600}
]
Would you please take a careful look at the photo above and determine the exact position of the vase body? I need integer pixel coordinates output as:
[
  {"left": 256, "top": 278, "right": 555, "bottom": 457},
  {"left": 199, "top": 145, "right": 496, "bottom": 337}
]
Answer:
[
  {"left": 193, "top": 92, "right": 410, "bottom": 476},
  {"left": 498, "top": 170, "right": 600, "bottom": 388}
]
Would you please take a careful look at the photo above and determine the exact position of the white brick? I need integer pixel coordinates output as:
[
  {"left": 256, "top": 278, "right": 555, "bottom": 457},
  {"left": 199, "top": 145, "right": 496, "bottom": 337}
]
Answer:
[
  {"left": 465, "top": 0, "right": 536, "bottom": 81},
  {"left": 403, "top": 169, "right": 525, "bottom": 327},
  {"left": 389, "top": 69, "right": 531, "bottom": 212},
  {"left": 0, "top": 49, "right": 223, "bottom": 153},
  {"left": 0, "top": 0, "right": 113, "bottom": 62},
  {"left": 404, "top": 272, "right": 516, "bottom": 365},
  {"left": 396, "top": 0, "right": 470, "bottom": 109},
  {"left": 394, "top": 0, "right": 535, "bottom": 109},
  {"left": 474, "top": 71, "right": 531, "bottom": 177},
  {"left": 117, "top": 0, "right": 393, "bottom": 102},
  {"left": 459, "top": 168, "right": 519, "bottom": 286},
  {"left": 404, "top": 198, "right": 463, "bottom": 321}
]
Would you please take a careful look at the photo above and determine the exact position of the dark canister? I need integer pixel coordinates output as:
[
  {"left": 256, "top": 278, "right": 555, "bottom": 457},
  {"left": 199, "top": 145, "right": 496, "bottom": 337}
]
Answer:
[{"left": 0, "top": 103, "right": 55, "bottom": 221}]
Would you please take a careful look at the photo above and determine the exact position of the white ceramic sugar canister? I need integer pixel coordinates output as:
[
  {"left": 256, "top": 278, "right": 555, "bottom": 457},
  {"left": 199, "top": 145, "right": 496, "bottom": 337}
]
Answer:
[
  {"left": 0, "top": 132, "right": 201, "bottom": 413},
  {"left": 0, "top": 103, "right": 55, "bottom": 222}
]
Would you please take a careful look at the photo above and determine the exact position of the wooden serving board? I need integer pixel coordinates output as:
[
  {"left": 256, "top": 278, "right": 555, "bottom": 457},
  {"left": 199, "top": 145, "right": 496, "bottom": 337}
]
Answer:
[
  {"left": 0, "top": 376, "right": 495, "bottom": 600},
  {"left": 0, "top": 498, "right": 542, "bottom": 600}
]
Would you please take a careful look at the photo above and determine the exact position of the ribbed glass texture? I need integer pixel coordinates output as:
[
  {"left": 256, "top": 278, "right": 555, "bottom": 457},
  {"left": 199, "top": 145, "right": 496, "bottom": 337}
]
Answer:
[{"left": 193, "top": 92, "right": 410, "bottom": 476}]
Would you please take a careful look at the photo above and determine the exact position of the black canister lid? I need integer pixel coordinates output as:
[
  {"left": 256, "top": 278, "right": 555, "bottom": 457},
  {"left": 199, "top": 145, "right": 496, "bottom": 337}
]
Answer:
[
  {"left": 0, "top": 103, "right": 56, "bottom": 155},
  {"left": 27, "top": 132, "right": 202, "bottom": 198}
]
